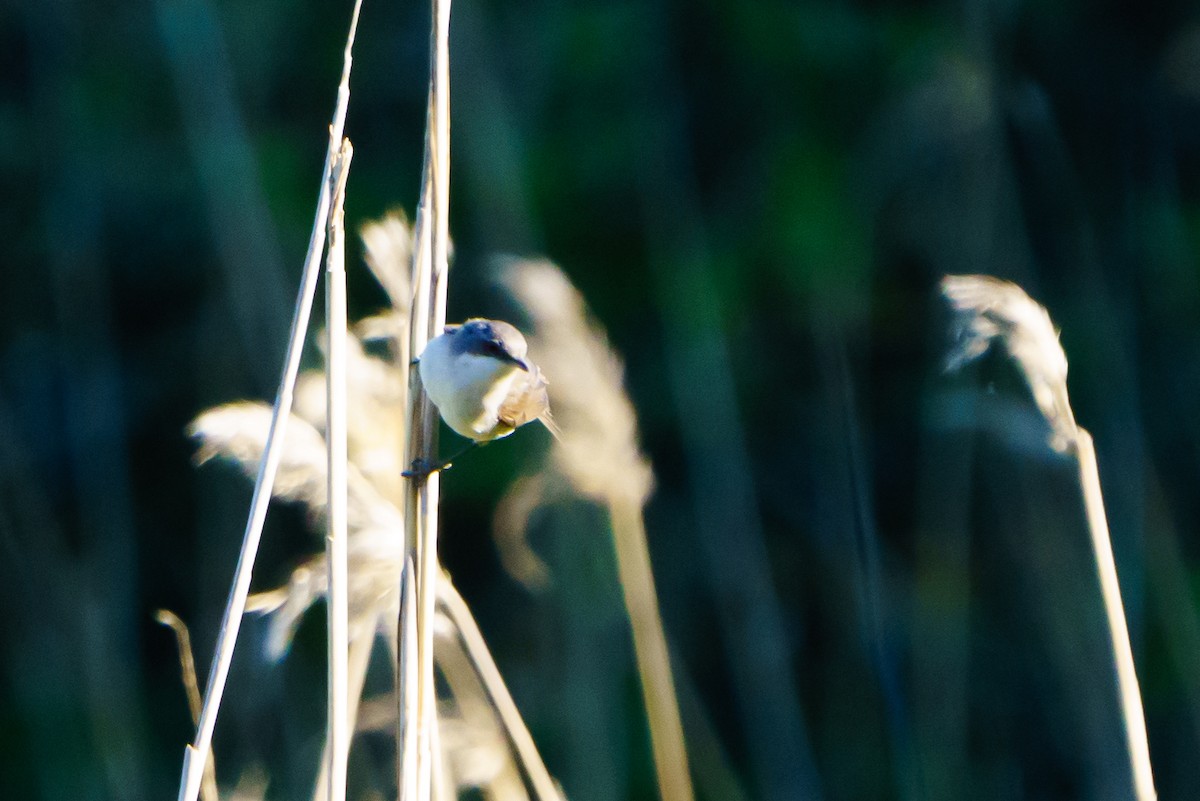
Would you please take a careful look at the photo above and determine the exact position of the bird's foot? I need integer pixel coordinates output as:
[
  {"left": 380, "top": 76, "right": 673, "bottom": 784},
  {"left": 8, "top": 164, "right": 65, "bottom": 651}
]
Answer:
[{"left": 402, "top": 457, "right": 454, "bottom": 480}]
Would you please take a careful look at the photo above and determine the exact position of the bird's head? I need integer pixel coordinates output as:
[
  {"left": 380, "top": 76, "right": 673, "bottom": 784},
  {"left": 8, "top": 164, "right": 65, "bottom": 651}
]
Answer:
[{"left": 448, "top": 318, "right": 531, "bottom": 372}]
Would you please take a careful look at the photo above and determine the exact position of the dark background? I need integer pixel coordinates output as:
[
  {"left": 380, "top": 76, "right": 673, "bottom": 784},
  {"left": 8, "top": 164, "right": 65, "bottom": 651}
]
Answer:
[{"left": 4, "top": 0, "right": 1200, "bottom": 799}]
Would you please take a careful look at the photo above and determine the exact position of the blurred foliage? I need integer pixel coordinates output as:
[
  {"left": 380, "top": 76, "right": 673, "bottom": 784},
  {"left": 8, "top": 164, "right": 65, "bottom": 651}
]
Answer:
[{"left": 4, "top": 0, "right": 1200, "bottom": 799}]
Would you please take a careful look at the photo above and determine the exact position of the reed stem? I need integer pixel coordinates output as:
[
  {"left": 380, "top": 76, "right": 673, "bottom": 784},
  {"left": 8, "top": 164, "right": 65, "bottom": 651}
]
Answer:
[
  {"left": 324, "top": 139, "right": 353, "bottom": 801},
  {"left": 1074, "top": 430, "right": 1157, "bottom": 801},
  {"left": 175, "top": 5, "right": 363, "bottom": 800}
]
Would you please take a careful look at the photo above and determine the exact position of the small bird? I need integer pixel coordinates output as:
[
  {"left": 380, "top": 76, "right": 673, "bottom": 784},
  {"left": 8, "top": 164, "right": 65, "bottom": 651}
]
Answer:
[{"left": 410, "top": 319, "right": 558, "bottom": 475}]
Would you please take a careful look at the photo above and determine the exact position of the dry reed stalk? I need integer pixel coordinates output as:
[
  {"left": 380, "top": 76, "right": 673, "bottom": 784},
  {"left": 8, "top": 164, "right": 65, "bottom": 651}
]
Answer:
[
  {"left": 1075, "top": 430, "right": 1157, "bottom": 801},
  {"left": 192, "top": 391, "right": 404, "bottom": 801},
  {"left": 311, "top": 623, "right": 377, "bottom": 801},
  {"left": 431, "top": 615, "right": 527, "bottom": 797},
  {"left": 176, "top": 4, "right": 363, "bottom": 800},
  {"left": 439, "top": 574, "right": 565, "bottom": 801},
  {"left": 156, "top": 610, "right": 218, "bottom": 801},
  {"left": 193, "top": 210, "right": 560, "bottom": 798},
  {"left": 431, "top": 708, "right": 453, "bottom": 801},
  {"left": 401, "top": 0, "right": 453, "bottom": 798},
  {"left": 399, "top": 556, "right": 420, "bottom": 801},
  {"left": 606, "top": 494, "right": 691, "bottom": 801},
  {"left": 401, "top": 134, "right": 442, "bottom": 801},
  {"left": 501, "top": 260, "right": 692, "bottom": 801},
  {"left": 942, "top": 274, "right": 1156, "bottom": 801},
  {"left": 324, "top": 140, "right": 353, "bottom": 801}
]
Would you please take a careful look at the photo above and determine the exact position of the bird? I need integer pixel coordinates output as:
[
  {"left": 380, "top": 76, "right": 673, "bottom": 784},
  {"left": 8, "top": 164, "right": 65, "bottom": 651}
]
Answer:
[{"left": 408, "top": 318, "right": 558, "bottom": 476}]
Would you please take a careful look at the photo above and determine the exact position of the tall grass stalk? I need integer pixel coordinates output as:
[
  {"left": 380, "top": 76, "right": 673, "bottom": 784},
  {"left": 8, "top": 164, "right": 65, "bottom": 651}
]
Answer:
[
  {"left": 401, "top": 130, "right": 441, "bottom": 801},
  {"left": 942, "top": 274, "right": 1156, "bottom": 801},
  {"left": 430, "top": 704, "right": 452, "bottom": 801},
  {"left": 176, "top": 4, "right": 362, "bottom": 800},
  {"left": 189, "top": 209, "right": 563, "bottom": 797},
  {"left": 402, "top": 1, "right": 452, "bottom": 797},
  {"left": 156, "top": 611, "right": 218, "bottom": 801},
  {"left": 311, "top": 623, "right": 377, "bottom": 801},
  {"left": 439, "top": 574, "right": 565, "bottom": 801},
  {"left": 431, "top": 609, "right": 528, "bottom": 799},
  {"left": 399, "top": 557, "right": 420, "bottom": 801},
  {"left": 1075, "top": 430, "right": 1156, "bottom": 801},
  {"left": 607, "top": 495, "right": 693, "bottom": 801},
  {"left": 502, "top": 261, "right": 693, "bottom": 801},
  {"left": 324, "top": 140, "right": 353, "bottom": 801}
]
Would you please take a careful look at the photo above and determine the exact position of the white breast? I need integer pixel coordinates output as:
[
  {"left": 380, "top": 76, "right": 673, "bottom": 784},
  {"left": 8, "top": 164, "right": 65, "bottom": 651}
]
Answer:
[{"left": 419, "top": 337, "right": 523, "bottom": 440}]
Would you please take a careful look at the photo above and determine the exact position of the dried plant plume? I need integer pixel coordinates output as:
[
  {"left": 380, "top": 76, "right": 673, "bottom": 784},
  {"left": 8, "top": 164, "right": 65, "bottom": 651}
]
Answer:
[
  {"left": 500, "top": 258, "right": 653, "bottom": 505},
  {"left": 942, "top": 274, "right": 1076, "bottom": 450},
  {"left": 940, "top": 273, "right": 1156, "bottom": 801},
  {"left": 188, "top": 214, "right": 564, "bottom": 800},
  {"left": 500, "top": 258, "right": 693, "bottom": 801}
]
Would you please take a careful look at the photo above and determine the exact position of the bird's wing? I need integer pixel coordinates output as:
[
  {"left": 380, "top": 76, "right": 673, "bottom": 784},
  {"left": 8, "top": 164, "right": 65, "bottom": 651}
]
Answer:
[{"left": 498, "top": 368, "right": 553, "bottom": 432}]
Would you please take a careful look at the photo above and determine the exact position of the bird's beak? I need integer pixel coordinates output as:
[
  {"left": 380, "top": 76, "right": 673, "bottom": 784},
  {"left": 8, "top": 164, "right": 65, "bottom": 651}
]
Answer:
[{"left": 493, "top": 349, "right": 529, "bottom": 371}]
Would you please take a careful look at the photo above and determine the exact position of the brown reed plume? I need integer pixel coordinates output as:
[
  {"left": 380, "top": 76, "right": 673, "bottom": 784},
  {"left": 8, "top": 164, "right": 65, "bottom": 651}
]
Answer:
[
  {"left": 500, "top": 259, "right": 693, "bottom": 801},
  {"left": 942, "top": 274, "right": 1157, "bottom": 801}
]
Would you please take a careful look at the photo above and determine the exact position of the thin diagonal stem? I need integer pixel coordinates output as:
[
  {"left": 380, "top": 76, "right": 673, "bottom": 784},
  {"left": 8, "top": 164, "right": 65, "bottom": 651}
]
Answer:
[
  {"left": 438, "top": 577, "right": 564, "bottom": 801},
  {"left": 608, "top": 496, "right": 694, "bottom": 801},
  {"left": 175, "top": 5, "right": 363, "bottom": 801},
  {"left": 1075, "top": 430, "right": 1157, "bottom": 801}
]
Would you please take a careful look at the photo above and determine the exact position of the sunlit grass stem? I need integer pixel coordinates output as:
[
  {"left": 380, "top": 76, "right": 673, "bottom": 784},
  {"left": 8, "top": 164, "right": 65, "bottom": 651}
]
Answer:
[
  {"left": 175, "top": 5, "right": 362, "bottom": 800},
  {"left": 324, "top": 140, "right": 353, "bottom": 801},
  {"left": 156, "top": 611, "right": 218, "bottom": 801},
  {"left": 607, "top": 495, "right": 694, "bottom": 801},
  {"left": 502, "top": 261, "right": 693, "bottom": 801},
  {"left": 399, "top": 557, "right": 420, "bottom": 801},
  {"left": 942, "top": 275, "right": 1156, "bottom": 801},
  {"left": 1074, "top": 430, "right": 1157, "bottom": 801},
  {"left": 439, "top": 574, "right": 565, "bottom": 801},
  {"left": 402, "top": 1, "right": 452, "bottom": 797}
]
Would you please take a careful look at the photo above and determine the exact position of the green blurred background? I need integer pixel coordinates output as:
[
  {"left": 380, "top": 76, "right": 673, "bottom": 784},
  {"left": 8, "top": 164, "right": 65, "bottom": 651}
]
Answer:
[{"left": 4, "top": 0, "right": 1200, "bottom": 798}]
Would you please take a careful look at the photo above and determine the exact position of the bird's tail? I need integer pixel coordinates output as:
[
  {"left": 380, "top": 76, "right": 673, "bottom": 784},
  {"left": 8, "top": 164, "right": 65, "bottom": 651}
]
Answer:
[{"left": 539, "top": 410, "right": 563, "bottom": 441}]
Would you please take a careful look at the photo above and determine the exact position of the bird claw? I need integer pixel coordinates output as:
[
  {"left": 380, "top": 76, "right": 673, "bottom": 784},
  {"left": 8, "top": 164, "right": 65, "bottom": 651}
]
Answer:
[{"left": 402, "top": 457, "right": 453, "bottom": 480}]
